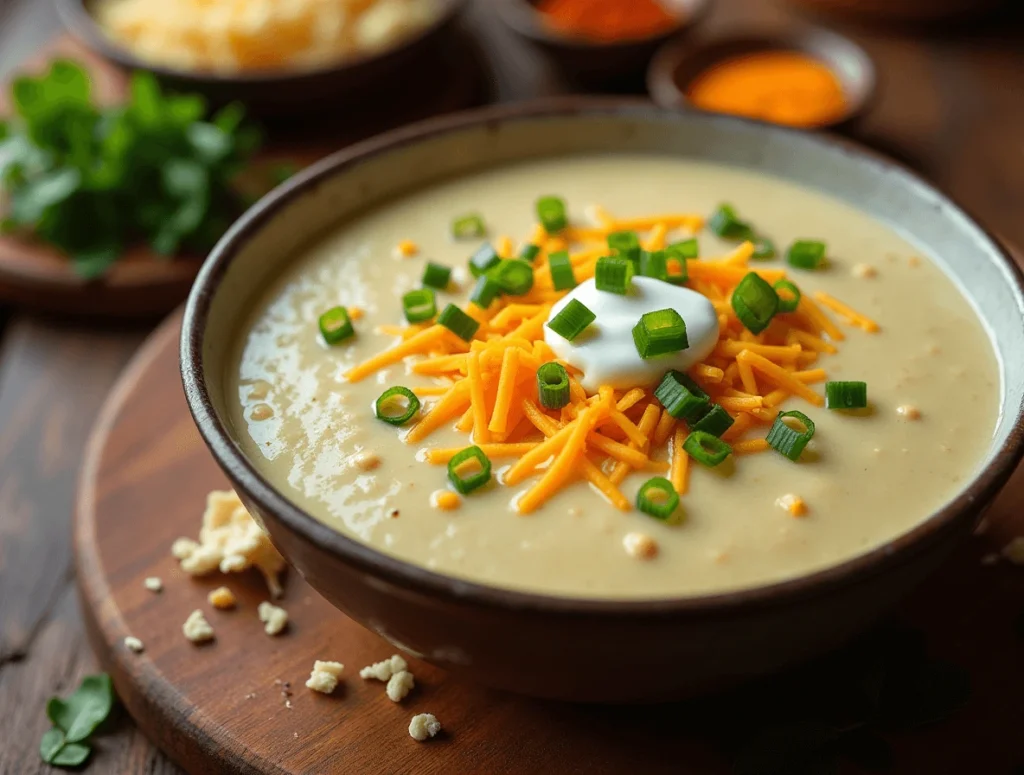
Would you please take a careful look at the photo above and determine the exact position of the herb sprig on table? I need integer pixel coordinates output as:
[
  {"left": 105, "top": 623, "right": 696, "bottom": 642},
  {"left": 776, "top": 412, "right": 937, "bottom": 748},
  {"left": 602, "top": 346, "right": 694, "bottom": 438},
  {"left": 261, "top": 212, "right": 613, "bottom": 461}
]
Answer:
[
  {"left": 39, "top": 673, "right": 115, "bottom": 768},
  {"left": 0, "top": 60, "right": 261, "bottom": 278}
]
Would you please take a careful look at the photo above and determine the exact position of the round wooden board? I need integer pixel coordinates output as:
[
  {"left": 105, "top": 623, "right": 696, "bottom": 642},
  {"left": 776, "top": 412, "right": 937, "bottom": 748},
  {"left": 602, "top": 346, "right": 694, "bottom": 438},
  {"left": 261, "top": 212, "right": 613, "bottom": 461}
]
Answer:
[{"left": 0, "top": 34, "right": 487, "bottom": 319}]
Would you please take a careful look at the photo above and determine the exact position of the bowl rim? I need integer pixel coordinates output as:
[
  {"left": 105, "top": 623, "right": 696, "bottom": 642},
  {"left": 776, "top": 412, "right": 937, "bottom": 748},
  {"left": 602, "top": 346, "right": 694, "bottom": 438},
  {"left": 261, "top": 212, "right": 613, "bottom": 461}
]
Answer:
[
  {"left": 181, "top": 97, "right": 1024, "bottom": 618},
  {"left": 53, "top": 0, "right": 468, "bottom": 85},
  {"left": 646, "top": 27, "right": 878, "bottom": 129}
]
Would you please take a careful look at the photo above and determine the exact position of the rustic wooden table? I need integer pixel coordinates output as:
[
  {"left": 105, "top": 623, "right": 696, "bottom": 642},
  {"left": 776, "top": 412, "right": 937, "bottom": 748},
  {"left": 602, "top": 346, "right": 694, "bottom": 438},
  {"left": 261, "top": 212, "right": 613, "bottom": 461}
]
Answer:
[{"left": 1, "top": 0, "right": 1023, "bottom": 773}]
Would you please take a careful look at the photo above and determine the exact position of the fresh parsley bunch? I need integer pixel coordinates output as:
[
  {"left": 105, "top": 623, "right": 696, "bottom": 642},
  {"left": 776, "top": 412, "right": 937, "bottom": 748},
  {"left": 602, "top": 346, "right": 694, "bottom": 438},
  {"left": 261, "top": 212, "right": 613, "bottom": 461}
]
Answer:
[{"left": 0, "top": 60, "right": 261, "bottom": 278}]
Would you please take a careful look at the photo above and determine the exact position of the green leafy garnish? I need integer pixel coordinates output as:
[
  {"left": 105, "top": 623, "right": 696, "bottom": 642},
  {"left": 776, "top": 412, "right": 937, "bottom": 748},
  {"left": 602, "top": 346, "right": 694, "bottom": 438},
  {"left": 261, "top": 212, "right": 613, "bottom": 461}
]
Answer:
[
  {"left": 40, "top": 673, "right": 115, "bottom": 768},
  {"left": 0, "top": 60, "right": 261, "bottom": 279}
]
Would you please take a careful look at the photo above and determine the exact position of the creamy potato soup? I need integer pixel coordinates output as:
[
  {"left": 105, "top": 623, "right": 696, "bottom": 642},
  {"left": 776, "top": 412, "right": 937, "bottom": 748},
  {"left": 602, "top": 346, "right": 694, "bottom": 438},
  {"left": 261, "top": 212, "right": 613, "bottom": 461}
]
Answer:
[{"left": 229, "top": 155, "right": 999, "bottom": 599}]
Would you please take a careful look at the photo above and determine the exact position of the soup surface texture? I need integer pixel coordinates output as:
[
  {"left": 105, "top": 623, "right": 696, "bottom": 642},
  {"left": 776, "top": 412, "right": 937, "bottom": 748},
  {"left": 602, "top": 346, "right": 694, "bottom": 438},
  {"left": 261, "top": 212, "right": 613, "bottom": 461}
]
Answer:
[{"left": 228, "top": 154, "right": 999, "bottom": 599}]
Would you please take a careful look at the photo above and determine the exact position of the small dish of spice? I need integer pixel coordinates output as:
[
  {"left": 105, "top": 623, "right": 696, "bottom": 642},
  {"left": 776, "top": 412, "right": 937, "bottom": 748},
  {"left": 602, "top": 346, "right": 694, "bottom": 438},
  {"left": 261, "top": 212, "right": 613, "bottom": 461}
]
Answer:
[
  {"left": 647, "top": 29, "right": 875, "bottom": 130},
  {"left": 495, "top": 0, "right": 712, "bottom": 89}
]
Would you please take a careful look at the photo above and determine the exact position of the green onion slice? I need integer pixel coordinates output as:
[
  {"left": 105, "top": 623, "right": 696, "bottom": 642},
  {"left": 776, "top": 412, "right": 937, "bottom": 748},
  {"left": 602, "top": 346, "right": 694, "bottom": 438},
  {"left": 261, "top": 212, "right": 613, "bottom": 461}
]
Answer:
[
  {"left": 636, "top": 477, "right": 680, "bottom": 521},
  {"left": 547, "top": 299, "right": 596, "bottom": 342},
  {"left": 547, "top": 251, "right": 577, "bottom": 291},
  {"left": 786, "top": 240, "right": 827, "bottom": 270},
  {"left": 374, "top": 386, "right": 420, "bottom": 426},
  {"left": 318, "top": 306, "right": 354, "bottom": 345},
  {"left": 683, "top": 431, "right": 732, "bottom": 467},
  {"left": 452, "top": 213, "right": 485, "bottom": 240},
  {"left": 536, "top": 362, "right": 570, "bottom": 409},
  {"left": 731, "top": 271, "right": 779, "bottom": 334},
  {"left": 639, "top": 249, "right": 668, "bottom": 281},
  {"left": 447, "top": 446, "right": 492, "bottom": 494},
  {"left": 773, "top": 279, "right": 801, "bottom": 313},
  {"left": 595, "top": 255, "right": 634, "bottom": 295},
  {"left": 766, "top": 410, "right": 816, "bottom": 461},
  {"left": 633, "top": 309, "right": 689, "bottom": 359},
  {"left": 422, "top": 262, "right": 451, "bottom": 290},
  {"left": 469, "top": 243, "right": 500, "bottom": 277},
  {"left": 469, "top": 274, "right": 502, "bottom": 309},
  {"left": 752, "top": 236, "right": 776, "bottom": 260},
  {"left": 536, "top": 195, "right": 568, "bottom": 233},
  {"left": 654, "top": 370, "right": 710, "bottom": 422},
  {"left": 825, "top": 381, "right": 868, "bottom": 410},
  {"left": 692, "top": 404, "right": 735, "bottom": 437},
  {"left": 708, "top": 204, "right": 752, "bottom": 239},
  {"left": 402, "top": 288, "right": 437, "bottom": 323},
  {"left": 492, "top": 259, "right": 534, "bottom": 296},
  {"left": 437, "top": 304, "right": 479, "bottom": 341},
  {"left": 607, "top": 230, "right": 641, "bottom": 263},
  {"left": 666, "top": 238, "right": 698, "bottom": 260},
  {"left": 519, "top": 243, "right": 541, "bottom": 262}
]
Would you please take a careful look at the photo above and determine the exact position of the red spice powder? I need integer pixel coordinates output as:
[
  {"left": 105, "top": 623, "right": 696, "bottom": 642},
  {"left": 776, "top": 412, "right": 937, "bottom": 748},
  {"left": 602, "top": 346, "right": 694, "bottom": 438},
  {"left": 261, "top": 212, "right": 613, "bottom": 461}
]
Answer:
[{"left": 535, "top": 0, "right": 680, "bottom": 43}]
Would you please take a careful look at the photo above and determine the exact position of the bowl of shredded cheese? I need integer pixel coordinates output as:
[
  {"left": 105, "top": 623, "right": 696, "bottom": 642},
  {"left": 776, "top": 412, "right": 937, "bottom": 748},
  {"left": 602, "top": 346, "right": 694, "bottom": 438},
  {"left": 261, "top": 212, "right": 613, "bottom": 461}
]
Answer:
[{"left": 56, "top": 0, "right": 467, "bottom": 116}]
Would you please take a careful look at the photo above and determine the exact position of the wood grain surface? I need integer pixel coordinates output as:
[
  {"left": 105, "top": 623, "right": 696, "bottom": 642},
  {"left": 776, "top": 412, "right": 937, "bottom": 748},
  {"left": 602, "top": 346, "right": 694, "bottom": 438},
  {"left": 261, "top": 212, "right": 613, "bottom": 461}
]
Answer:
[{"left": 3, "top": 0, "right": 1024, "bottom": 772}]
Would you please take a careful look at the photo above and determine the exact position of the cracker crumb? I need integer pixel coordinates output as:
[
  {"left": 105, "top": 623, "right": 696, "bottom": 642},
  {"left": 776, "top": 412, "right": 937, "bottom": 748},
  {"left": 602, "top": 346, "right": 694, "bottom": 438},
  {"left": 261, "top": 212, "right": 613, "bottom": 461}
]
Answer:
[
  {"left": 359, "top": 654, "right": 408, "bottom": 682},
  {"left": 258, "top": 601, "right": 289, "bottom": 635},
  {"left": 183, "top": 609, "right": 215, "bottom": 643},
  {"left": 852, "top": 263, "right": 877, "bottom": 279},
  {"left": 143, "top": 576, "right": 163, "bottom": 592},
  {"left": 409, "top": 713, "right": 441, "bottom": 741},
  {"left": 171, "top": 537, "right": 199, "bottom": 559},
  {"left": 208, "top": 586, "right": 237, "bottom": 609},
  {"left": 431, "top": 490, "right": 461, "bottom": 511},
  {"left": 622, "top": 532, "right": 658, "bottom": 560},
  {"left": 897, "top": 404, "right": 921, "bottom": 420},
  {"left": 124, "top": 636, "right": 145, "bottom": 653},
  {"left": 353, "top": 451, "right": 381, "bottom": 471},
  {"left": 306, "top": 660, "right": 345, "bottom": 694},
  {"left": 1001, "top": 537, "right": 1024, "bottom": 565},
  {"left": 386, "top": 670, "right": 415, "bottom": 702},
  {"left": 776, "top": 493, "right": 808, "bottom": 517}
]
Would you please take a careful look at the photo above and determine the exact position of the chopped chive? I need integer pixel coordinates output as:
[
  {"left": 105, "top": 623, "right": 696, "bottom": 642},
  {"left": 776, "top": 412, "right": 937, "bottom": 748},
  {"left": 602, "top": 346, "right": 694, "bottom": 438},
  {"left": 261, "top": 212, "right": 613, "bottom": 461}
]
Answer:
[
  {"left": 607, "top": 230, "right": 641, "bottom": 263},
  {"left": 708, "top": 204, "right": 751, "bottom": 239},
  {"left": 654, "top": 370, "right": 710, "bottom": 423},
  {"left": 374, "top": 386, "right": 420, "bottom": 426},
  {"left": 666, "top": 238, "right": 698, "bottom": 260},
  {"left": 766, "top": 410, "right": 816, "bottom": 461},
  {"left": 447, "top": 446, "right": 492, "bottom": 494},
  {"left": 639, "top": 249, "right": 668, "bottom": 281},
  {"left": 547, "top": 251, "right": 577, "bottom": 291},
  {"left": 469, "top": 274, "right": 502, "bottom": 309},
  {"left": 683, "top": 431, "right": 732, "bottom": 467},
  {"left": 547, "top": 298, "right": 595, "bottom": 341},
  {"left": 595, "top": 255, "right": 634, "bottom": 294},
  {"left": 632, "top": 308, "right": 688, "bottom": 359},
  {"left": 536, "top": 195, "right": 567, "bottom": 233},
  {"left": 825, "top": 381, "right": 868, "bottom": 409},
  {"left": 691, "top": 404, "right": 735, "bottom": 437},
  {"left": 318, "top": 306, "right": 354, "bottom": 345},
  {"left": 773, "top": 279, "right": 801, "bottom": 313},
  {"left": 452, "top": 213, "right": 485, "bottom": 240},
  {"left": 469, "top": 243, "right": 500, "bottom": 277},
  {"left": 437, "top": 304, "right": 479, "bottom": 341},
  {"left": 492, "top": 259, "right": 534, "bottom": 296},
  {"left": 519, "top": 243, "right": 541, "bottom": 262},
  {"left": 787, "top": 240, "right": 827, "bottom": 270},
  {"left": 402, "top": 288, "right": 437, "bottom": 323},
  {"left": 752, "top": 236, "right": 776, "bottom": 260},
  {"left": 636, "top": 477, "right": 680, "bottom": 521},
  {"left": 731, "top": 271, "right": 779, "bottom": 334},
  {"left": 537, "top": 362, "right": 570, "bottom": 409},
  {"left": 422, "top": 262, "right": 452, "bottom": 290}
]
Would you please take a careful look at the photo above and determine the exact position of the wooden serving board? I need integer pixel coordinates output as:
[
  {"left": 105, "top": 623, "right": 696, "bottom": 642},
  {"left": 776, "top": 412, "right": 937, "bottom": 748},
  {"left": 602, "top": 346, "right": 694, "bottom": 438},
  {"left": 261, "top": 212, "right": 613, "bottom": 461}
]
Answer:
[{"left": 75, "top": 308, "right": 1024, "bottom": 774}]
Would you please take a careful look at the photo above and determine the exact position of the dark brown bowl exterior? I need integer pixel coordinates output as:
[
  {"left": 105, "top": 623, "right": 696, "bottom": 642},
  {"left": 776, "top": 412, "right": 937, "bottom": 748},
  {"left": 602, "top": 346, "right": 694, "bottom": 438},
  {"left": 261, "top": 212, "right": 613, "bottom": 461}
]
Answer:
[
  {"left": 647, "top": 29, "right": 876, "bottom": 130},
  {"left": 181, "top": 100, "right": 1024, "bottom": 702},
  {"left": 54, "top": 0, "right": 467, "bottom": 118},
  {"left": 785, "top": 0, "right": 1004, "bottom": 24}
]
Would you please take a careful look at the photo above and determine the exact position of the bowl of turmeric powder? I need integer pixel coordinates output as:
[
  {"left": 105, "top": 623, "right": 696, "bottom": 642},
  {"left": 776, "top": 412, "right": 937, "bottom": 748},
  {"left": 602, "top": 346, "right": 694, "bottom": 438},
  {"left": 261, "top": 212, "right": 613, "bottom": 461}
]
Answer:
[
  {"left": 647, "top": 30, "right": 876, "bottom": 130},
  {"left": 495, "top": 0, "right": 712, "bottom": 89}
]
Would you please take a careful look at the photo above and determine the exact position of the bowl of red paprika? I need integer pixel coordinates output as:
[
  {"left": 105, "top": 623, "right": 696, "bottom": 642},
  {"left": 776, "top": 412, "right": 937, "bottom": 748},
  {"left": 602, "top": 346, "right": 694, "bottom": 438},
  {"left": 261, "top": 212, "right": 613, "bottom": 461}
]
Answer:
[{"left": 495, "top": 0, "right": 712, "bottom": 90}]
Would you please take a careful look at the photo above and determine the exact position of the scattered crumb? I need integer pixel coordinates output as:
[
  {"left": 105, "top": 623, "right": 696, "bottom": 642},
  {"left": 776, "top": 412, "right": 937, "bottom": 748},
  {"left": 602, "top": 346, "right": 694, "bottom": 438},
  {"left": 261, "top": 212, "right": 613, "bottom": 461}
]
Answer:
[
  {"left": 183, "top": 609, "right": 215, "bottom": 643},
  {"left": 143, "top": 576, "right": 163, "bottom": 592},
  {"left": 1001, "top": 537, "right": 1024, "bottom": 565},
  {"left": 208, "top": 586, "right": 237, "bottom": 609},
  {"left": 306, "top": 661, "right": 345, "bottom": 694},
  {"left": 360, "top": 654, "right": 408, "bottom": 682},
  {"left": 172, "top": 490, "right": 286, "bottom": 598},
  {"left": 386, "top": 670, "right": 415, "bottom": 702},
  {"left": 285, "top": 699, "right": 293, "bottom": 709},
  {"left": 250, "top": 403, "right": 274, "bottom": 421},
  {"left": 622, "top": 532, "right": 658, "bottom": 560},
  {"left": 387, "top": 508, "right": 401, "bottom": 519},
  {"left": 395, "top": 239, "right": 419, "bottom": 258},
  {"left": 409, "top": 713, "right": 442, "bottom": 741},
  {"left": 353, "top": 451, "right": 381, "bottom": 471},
  {"left": 776, "top": 493, "right": 808, "bottom": 517},
  {"left": 245, "top": 692, "right": 257, "bottom": 700},
  {"left": 567, "top": 507, "right": 581, "bottom": 518},
  {"left": 293, "top": 732, "right": 299, "bottom": 739},
  {"left": 897, "top": 404, "right": 921, "bottom": 420},
  {"left": 852, "top": 263, "right": 877, "bottom": 279},
  {"left": 348, "top": 307, "right": 365, "bottom": 321},
  {"left": 258, "top": 601, "right": 289, "bottom": 635},
  {"left": 908, "top": 255, "right": 921, "bottom": 267},
  {"left": 981, "top": 553, "right": 1000, "bottom": 566},
  {"left": 124, "top": 636, "right": 144, "bottom": 653},
  {"left": 431, "top": 490, "right": 461, "bottom": 511}
]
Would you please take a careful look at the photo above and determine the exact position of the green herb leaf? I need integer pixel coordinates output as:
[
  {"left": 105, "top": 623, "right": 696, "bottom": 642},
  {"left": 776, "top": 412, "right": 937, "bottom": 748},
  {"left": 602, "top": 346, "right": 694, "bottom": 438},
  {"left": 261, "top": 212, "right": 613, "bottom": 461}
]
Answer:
[
  {"left": 74, "top": 245, "right": 123, "bottom": 279},
  {"left": 51, "top": 742, "right": 92, "bottom": 768},
  {"left": 40, "top": 728, "right": 67, "bottom": 763},
  {"left": 46, "top": 673, "right": 114, "bottom": 742}
]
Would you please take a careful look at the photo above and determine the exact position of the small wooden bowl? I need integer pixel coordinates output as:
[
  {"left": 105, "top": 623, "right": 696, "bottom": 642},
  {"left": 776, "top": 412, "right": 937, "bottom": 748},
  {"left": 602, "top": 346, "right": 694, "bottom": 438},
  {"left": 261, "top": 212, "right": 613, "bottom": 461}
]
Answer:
[
  {"left": 647, "top": 29, "right": 876, "bottom": 130},
  {"left": 53, "top": 0, "right": 468, "bottom": 119},
  {"left": 494, "top": 0, "right": 713, "bottom": 90}
]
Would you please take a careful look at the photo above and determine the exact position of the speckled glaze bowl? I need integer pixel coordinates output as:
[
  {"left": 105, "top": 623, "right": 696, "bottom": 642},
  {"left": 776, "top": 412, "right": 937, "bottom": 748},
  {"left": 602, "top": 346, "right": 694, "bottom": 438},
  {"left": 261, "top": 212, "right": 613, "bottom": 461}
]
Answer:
[{"left": 181, "top": 100, "right": 1024, "bottom": 702}]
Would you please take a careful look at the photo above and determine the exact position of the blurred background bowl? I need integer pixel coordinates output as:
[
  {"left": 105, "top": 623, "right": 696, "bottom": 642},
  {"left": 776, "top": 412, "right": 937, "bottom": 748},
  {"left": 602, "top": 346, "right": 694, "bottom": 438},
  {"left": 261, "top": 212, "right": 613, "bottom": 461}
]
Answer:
[
  {"left": 54, "top": 0, "right": 468, "bottom": 119},
  {"left": 647, "top": 28, "right": 875, "bottom": 130},
  {"left": 783, "top": 0, "right": 1005, "bottom": 24},
  {"left": 494, "top": 0, "right": 712, "bottom": 91}
]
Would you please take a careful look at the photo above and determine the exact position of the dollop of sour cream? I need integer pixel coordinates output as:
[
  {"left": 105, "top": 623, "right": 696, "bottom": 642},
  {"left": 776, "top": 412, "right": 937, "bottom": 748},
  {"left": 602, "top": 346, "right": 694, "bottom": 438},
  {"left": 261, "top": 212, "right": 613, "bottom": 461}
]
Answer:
[{"left": 544, "top": 277, "right": 719, "bottom": 392}]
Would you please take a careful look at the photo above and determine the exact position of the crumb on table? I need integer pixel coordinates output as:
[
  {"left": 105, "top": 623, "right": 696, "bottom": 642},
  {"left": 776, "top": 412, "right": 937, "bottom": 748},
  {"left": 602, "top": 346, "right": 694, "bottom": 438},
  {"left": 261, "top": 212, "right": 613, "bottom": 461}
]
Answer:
[
  {"left": 182, "top": 609, "right": 215, "bottom": 644},
  {"left": 386, "top": 670, "right": 415, "bottom": 702},
  {"left": 143, "top": 576, "right": 163, "bottom": 592},
  {"left": 409, "top": 713, "right": 442, "bottom": 741},
  {"left": 306, "top": 661, "right": 345, "bottom": 694},
  {"left": 208, "top": 586, "right": 237, "bottom": 609},
  {"left": 258, "top": 601, "right": 289, "bottom": 635},
  {"left": 359, "top": 654, "right": 408, "bottom": 682},
  {"left": 124, "top": 635, "right": 144, "bottom": 653}
]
